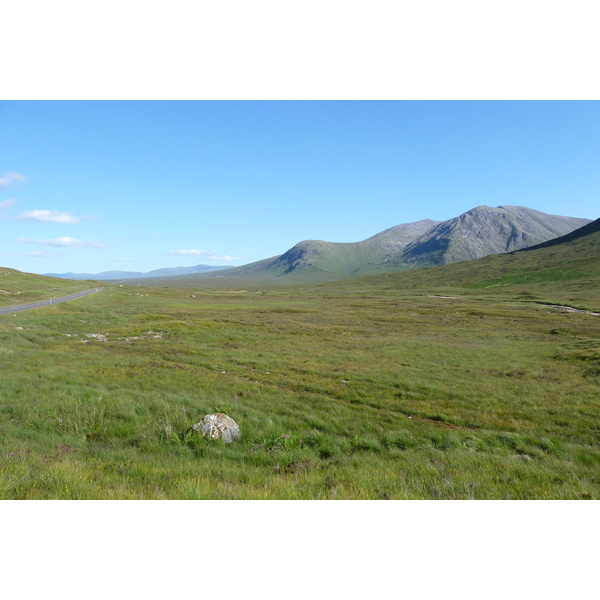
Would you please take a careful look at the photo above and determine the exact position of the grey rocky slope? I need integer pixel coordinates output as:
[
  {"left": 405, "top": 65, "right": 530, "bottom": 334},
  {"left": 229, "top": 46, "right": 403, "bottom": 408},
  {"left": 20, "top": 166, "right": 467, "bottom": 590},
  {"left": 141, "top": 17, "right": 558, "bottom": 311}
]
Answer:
[{"left": 399, "top": 205, "right": 591, "bottom": 267}]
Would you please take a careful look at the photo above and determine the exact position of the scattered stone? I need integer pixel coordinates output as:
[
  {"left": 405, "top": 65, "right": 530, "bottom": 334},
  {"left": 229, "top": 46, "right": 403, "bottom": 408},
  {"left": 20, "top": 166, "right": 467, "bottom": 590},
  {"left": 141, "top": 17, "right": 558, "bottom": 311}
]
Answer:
[
  {"left": 544, "top": 304, "right": 600, "bottom": 317},
  {"left": 124, "top": 331, "right": 163, "bottom": 342},
  {"left": 85, "top": 333, "right": 108, "bottom": 342},
  {"left": 193, "top": 413, "right": 241, "bottom": 443}
]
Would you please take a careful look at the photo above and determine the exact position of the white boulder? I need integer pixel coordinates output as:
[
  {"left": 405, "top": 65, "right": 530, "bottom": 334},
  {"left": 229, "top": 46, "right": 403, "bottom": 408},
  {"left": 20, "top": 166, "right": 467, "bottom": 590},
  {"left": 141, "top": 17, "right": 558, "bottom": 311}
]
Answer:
[{"left": 193, "top": 413, "right": 241, "bottom": 444}]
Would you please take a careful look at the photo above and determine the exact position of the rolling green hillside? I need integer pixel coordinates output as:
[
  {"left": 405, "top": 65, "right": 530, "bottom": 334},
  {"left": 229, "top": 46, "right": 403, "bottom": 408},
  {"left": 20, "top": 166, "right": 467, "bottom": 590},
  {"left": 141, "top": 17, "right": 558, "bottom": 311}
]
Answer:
[
  {"left": 337, "top": 217, "right": 600, "bottom": 309},
  {"left": 127, "top": 220, "right": 436, "bottom": 287},
  {"left": 129, "top": 214, "right": 600, "bottom": 309}
]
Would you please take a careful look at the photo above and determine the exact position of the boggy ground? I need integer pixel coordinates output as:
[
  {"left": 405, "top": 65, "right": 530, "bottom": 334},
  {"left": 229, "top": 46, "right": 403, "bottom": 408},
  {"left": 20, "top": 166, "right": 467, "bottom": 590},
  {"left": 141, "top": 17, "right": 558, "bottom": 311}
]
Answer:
[{"left": 0, "top": 282, "right": 598, "bottom": 499}]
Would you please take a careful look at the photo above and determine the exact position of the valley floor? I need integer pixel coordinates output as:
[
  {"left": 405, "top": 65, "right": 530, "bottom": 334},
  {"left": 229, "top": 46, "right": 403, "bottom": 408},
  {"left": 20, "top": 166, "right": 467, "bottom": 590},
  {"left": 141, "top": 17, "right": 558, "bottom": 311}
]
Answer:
[{"left": 1, "top": 282, "right": 599, "bottom": 499}]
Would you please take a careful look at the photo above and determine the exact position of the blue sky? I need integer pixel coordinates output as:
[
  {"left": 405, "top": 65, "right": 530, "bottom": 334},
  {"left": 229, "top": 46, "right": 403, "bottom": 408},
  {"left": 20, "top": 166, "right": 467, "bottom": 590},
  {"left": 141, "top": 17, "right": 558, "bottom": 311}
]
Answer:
[{"left": 1, "top": 101, "right": 598, "bottom": 275}]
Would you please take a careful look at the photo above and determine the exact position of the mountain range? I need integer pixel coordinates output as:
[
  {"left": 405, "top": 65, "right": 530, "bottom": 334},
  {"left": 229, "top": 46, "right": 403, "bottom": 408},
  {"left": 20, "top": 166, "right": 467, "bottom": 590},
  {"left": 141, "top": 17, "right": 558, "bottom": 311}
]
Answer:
[
  {"left": 130, "top": 205, "right": 592, "bottom": 287},
  {"left": 44, "top": 263, "right": 233, "bottom": 281},
  {"left": 357, "top": 215, "right": 600, "bottom": 296}
]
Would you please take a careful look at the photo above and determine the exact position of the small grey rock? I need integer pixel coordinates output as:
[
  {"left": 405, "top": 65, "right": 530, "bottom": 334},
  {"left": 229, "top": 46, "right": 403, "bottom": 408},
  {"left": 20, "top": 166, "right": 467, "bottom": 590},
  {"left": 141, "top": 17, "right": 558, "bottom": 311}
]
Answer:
[{"left": 193, "top": 413, "right": 241, "bottom": 444}]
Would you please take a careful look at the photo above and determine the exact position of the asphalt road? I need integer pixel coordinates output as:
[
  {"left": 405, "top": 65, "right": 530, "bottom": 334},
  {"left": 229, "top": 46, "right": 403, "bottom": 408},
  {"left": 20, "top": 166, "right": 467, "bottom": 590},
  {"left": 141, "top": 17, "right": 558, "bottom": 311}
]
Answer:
[{"left": 0, "top": 288, "right": 102, "bottom": 315}]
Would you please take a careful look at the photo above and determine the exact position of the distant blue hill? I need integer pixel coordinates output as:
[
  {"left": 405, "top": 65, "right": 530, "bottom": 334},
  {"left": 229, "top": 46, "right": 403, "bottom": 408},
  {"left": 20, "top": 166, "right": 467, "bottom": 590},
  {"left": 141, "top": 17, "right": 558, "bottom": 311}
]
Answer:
[{"left": 44, "top": 264, "right": 233, "bottom": 281}]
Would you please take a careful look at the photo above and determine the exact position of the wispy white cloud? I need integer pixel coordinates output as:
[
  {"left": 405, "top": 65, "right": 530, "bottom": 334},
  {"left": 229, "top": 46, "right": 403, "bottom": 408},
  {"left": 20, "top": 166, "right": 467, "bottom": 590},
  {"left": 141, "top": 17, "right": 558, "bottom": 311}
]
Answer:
[
  {"left": 17, "top": 237, "right": 107, "bottom": 248},
  {"left": 166, "top": 249, "right": 239, "bottom": 261},
  {"left": 167, "top": 249, "right": 216, "bottom": 256},
  {"left": 25, "top": 250, "right": 67, "bottom": 258},
  {"left": 18, "top": 209, "right": 87, "bottom": 224},
  {"left": 0, "top": 172, "right": 27, "bottom": 189},
  {"left": 0, "top": 198, "right": 16, "bottom": 210}
]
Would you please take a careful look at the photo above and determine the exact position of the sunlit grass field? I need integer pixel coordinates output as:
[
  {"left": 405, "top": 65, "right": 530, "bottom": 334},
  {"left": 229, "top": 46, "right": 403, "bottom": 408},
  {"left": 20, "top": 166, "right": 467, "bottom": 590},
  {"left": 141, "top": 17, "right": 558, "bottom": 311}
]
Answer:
[{"left": 1, "top": 273, "right": 598, "bottom": 499}]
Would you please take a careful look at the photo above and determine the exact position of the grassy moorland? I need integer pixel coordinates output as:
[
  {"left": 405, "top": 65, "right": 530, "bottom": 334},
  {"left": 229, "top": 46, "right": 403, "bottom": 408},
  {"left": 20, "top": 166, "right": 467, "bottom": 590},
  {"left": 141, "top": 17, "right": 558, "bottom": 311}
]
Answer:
[{"left": 0, "top": 254, "right": 599, "bottom": 498}]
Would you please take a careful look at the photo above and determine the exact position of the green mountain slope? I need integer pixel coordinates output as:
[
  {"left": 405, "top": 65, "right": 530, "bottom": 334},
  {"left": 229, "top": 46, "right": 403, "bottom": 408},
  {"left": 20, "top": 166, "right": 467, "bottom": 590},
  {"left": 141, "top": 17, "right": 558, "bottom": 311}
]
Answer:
[
  {"left": 268, "top": 219, "right": 441, "bottom": 278},
  {"left": 134, "top": 206, "right": 591, "bottom": 288},
  {"left": 0, "top": 267, "right": 95, "bottom": 306},
  {"left": 135, "top": 219, "right": 440, "bottom": 286},
  {"left": 342, "top": 217, "right": 600, "bottom": 309}
]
